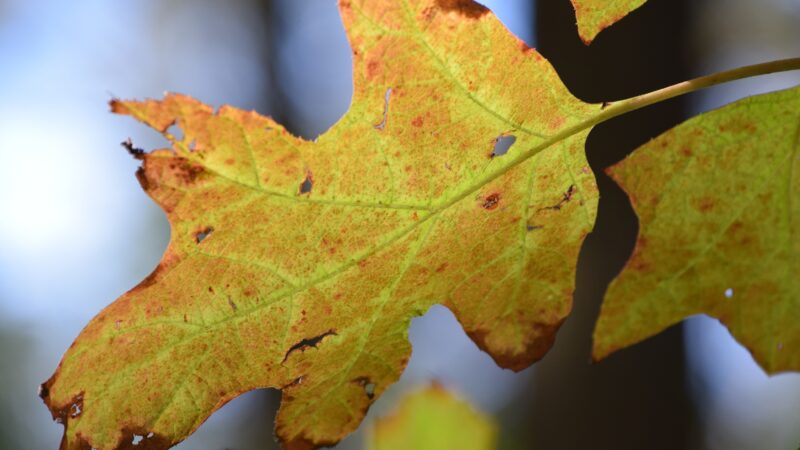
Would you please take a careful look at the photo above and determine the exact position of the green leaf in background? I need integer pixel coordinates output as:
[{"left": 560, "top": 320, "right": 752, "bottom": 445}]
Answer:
[
  {"left": 369, "top": 384, "right": 496, "bottom": 450},
  {"left": 595, "top": 86, "right": 800, "bottom": 372}
]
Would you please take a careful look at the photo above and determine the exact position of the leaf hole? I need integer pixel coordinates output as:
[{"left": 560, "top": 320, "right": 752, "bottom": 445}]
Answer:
[
  {"left": 131, "top": 434, "right": 144, "bottom": 446},
  {"left": 282, "top": 329, "right": 337, "bottom": 363},
  {"left": 374, "top": 87, "right": 392, "bottom": 130},
  {"left": 299, "top": 171, "right": 314, "bottom": 194},
  {"left": 491, "top": 134, "right": 516, "bottom": 157},
  {"left": 195, "top": 226, "right": 214, "bottom": 244},
  {"left": 352, "top": 376, "right": 376, "bottom": 399},
  {"left": 724, "top": 288, "right": 733, "bottom": 298},
  {"left": 166, "top": 121, "right": 184, "bottom": 142},
  {"left": 364, "top": 382, "right": 376, "bottom": 399}
]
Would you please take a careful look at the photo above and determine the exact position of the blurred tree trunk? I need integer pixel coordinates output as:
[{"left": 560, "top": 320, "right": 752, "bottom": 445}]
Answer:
[{"left": 500, "top": 1, "right": 700, "bottom": 449}]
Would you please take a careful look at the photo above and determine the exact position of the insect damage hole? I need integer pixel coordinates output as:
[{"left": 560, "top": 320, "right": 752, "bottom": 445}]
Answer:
[
  {"left": 131, "top": 435, "right": 144, "bottom": 446},
  {"left": 282, "top": 329, "right": 337, "bottom": 363},
  {"left": 166, "top": 121, "right": 184, "bottom": 142},
  {"left": 299, "top": 171, "right": 314, "bottom": 194},
  {"left": 374, "top": 87, "right": 392, "bottom": 130},
  {"left": 194, "top": 226, "right": 214, "bottom": 243},
  {"left": 69, "top": 402, "right": 82, "bottom": 418},
  {"left": 491, "top": 134, "right": 516, "bottom": 157},
  {"left": 365, "top": 382, "right": 376, "bottom": 398}
]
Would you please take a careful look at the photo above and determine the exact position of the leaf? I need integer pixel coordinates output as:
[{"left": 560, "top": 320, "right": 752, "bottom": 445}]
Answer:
[
  {"left": 368, "top": 384, "right": 496, "bottom": 450},
  {"left": 570, "top": 0, "right": 647, "bottom": 44},
  {"left": 41, "top": 1, "right": 600, "bottom": 449},
  {"left": 594, "top": 86, "right": 800, "bottom": 373}
]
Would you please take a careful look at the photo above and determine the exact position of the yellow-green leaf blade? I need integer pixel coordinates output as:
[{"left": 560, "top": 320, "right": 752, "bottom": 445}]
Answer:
[
  {"left": 369, "top": 385, "right": 497, "bottom": 450},
  {"left": 570, "top": 0, "right": 647, "bottom": 44},
  {"left": 42, "top": 1, "right": 600, "bottom": 449},
  {"left": 595, "top": 86, "right": 800, "bottom": 372}
]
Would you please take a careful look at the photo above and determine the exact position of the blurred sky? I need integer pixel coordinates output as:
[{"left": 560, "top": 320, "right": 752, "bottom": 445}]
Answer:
[{"left": 0, "top": 1, "right": 798, "bottom": 449}]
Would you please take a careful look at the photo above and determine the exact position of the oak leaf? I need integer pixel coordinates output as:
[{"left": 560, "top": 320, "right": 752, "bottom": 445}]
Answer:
[
  {"left": 369, "top": 384, "right": 496, "bottom": 450},
  {"left": 595, "top": 86, "right": 800, "bottom": 373},
  {"left": 42, "top": 1, "right": 601, "bottom": 449}
]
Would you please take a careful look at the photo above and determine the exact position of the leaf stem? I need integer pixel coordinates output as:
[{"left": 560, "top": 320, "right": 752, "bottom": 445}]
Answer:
[{"left": 599, "top": 57, "right": 800, "bottom": 123}]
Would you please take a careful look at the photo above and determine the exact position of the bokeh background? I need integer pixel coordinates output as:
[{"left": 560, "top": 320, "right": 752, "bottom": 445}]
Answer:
[{"left": 0, "top": 1, "right": 798, "bottom": 449}]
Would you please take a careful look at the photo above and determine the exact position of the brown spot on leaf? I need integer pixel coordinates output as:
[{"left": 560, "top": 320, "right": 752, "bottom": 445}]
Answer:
[
  {"left": 366, "top": 60, "right": 380, "bottom": 79},
  {"left": 411, "top": 115, "right": 424, "bottom": 127},
  {"left": 694, "top": 197, "right": 716, "bottom": 212},
  {"left": 482, "top": 193, "right": 501, "bottom": 210},
  {"left": 282, "top": 435, "right": 338, "bottom": 450},
  {"left": 135, "top": 167, "right": 150, "bottom": 191},
  {"left": 466, "top": 319, "right": 563, "bottom": 371},
  {"left": 174, "top": 159, "right": 204, "bottom": 185},
  {"left": 420, "top": 6, "right": 437, "bottom": 21},
  {"left": 435, "top": 0, "right": 489, "bottom": 19}
]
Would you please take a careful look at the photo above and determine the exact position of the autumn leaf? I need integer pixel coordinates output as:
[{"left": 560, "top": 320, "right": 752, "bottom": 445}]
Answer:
[
  {"left": 40, "top": 1, "right": 606, "bottom": 449},
  {"left": 570, "top": 0, "right": 647, "bottom": 44},
  {"left": 368, "top": 384, "right": 496, "bottom": 450},
  {"left": 594, "top": 86, "right": 800, "bottom": 373}
]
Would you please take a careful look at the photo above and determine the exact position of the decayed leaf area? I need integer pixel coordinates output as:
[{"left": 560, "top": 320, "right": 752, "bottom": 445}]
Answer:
[{"left": 43, "top": 1, "right": 599, "bottom": 449}]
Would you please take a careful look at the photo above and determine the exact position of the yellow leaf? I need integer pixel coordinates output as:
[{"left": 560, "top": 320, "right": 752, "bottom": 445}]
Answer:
[
  {"left": 595, "top": 86, "right": 800, "bottom": 373},
  {"left": 42, "top": 1, "right": 600, "bottom": 448}
]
